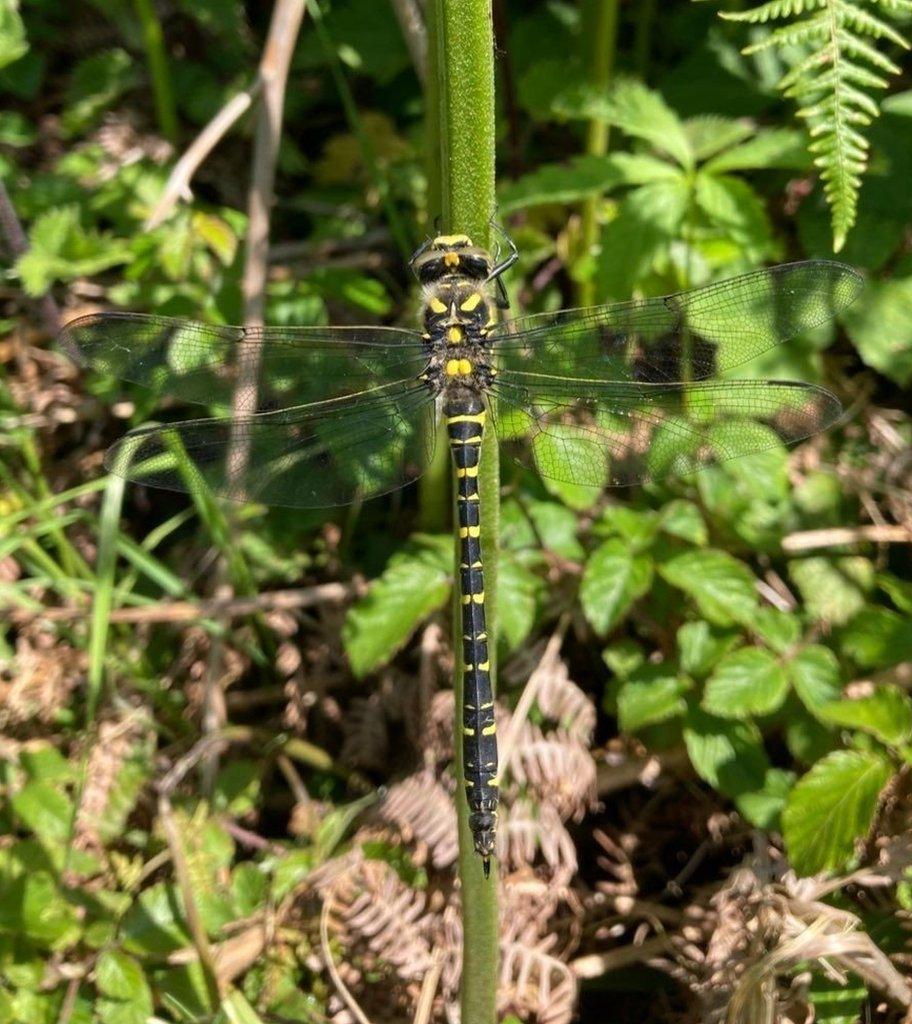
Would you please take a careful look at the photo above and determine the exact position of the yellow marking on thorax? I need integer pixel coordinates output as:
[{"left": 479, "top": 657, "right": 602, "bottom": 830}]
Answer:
[
  {"left": 482, "top": 723, "right": 496, "bottom": 736},
  {"left": 445, "top": 358, "right": 473, "bottom": 377},
  {"left": 447, "top": 325, "right": 463, "bottom": 344},
  {"left": 460, "top": 292, "right": 482, "bottom": 312},
  {"left": 429, "top": 296, "right": 447, "bottom": 314}
]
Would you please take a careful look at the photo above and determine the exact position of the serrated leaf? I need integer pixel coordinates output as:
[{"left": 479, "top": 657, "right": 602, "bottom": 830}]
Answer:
[
  {"left": 782, "top": 750, "right": 893, "bottom": 875},
  {"left": 580, "top": 538, "right": 653, "bottom": 634},
  {"left": 685, "top": 114, "right": 754, "bottom": 161},
  {"left": 751, "top": 607, "right": 801, "bottom": 653},
  {"left": 617, "top": 667, "right": 690, "bottom": 732},
  {"left": 11, "top": 780, "right": 73, "bottom": 845},
  {"left": 558, "top": 77, "right": 692, "bottom": 168},
  {"left": 660, "top": 499, "right": 707, "bottom": 546},
  {"left": 703, "top": 128, "right": 810, "bottom": 172},
  {"left": 598, "top": 506, "right": 660, "bottom": 549},
  {"left": 532, "top": 426, "right": 604, "bottom": 509},
  {"left": 342, "top": 536, "right": 451, "bottom": 677},
  {"left": 737, "top": 767, "right": 795, "bottom": 829},
  {"left": 11, "top": 872, "right": 81, "bottom": 949},
  {"left": 683, "top": 706, "right": 770, "bottom": 799},
  {"left": 789, "top": 556, "right": 873, "bottom": 625},
  {"left": 703, "top": 647, "right": 789, "bottom": 718},
  {"left": 660, "top": 549, "right": 757, "bottom": 626},
  {"left": 788, "top": 645, "right": 842, "bottom": 716},
  {"left": 62, "top": 48, "right": 137, "bottom": 136},
  {"left": 840, "top": 607, "right": 912, "bottom": 669},
  {"left": 695, "top": 172, "right": 774, "bottom": 252},
  {"left": 677, "top": 621, "right": 740, "bottom": 677},
  {"left": 95, "top": 949, "right": 152, "bottom": 1006},
  {"left": 820, "top": 687, "right": 912, "bottom": 746},
  {"left": 498, "top": 155, "right": 624, "bottom": 213}
]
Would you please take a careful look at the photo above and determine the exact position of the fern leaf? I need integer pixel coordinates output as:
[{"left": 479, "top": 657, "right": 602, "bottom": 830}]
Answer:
[{"left": 717, "top": 0, "right": 910, "bottom": 250}]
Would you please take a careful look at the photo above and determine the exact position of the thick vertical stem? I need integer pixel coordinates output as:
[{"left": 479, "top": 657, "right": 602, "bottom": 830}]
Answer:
[
  {"left": 577, "top": 0, "right": 620, "bottom": 308},
  {"left": 430, "top": 1, "right": 500, "bottom": 1022},
  {"left": 133, "top": 0, "right": 179, "bottom": 143}
]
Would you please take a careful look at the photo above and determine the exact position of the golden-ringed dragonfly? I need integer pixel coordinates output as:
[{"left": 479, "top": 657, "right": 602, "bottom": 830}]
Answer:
[{"left": 61, "top": 236, "right": 862, "bottom": 877}]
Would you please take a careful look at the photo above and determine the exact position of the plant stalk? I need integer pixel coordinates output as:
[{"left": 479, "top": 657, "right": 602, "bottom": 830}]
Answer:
[
  {"left": 430, "top": 1, "right": 500, "bottom": 1021},
  {"left": 133, "top": 0, "right": 179, "bottom": 143},
  {"left": 578, "top": 0, "right": 620, "bottom": 308}
]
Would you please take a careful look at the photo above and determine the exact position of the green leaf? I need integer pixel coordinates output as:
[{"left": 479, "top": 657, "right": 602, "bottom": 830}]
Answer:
[
  {"left": 737, "top": 767, "right": 794, "bottom": 829},
  {"left": 843, "top": 275, "right": 912, "bottom": 386},
  {"left": 703, "top": 128, "right": 810, "bottom": 173},
  {"left": 524, "top": 500, "right": 584, "bottom": 560},
  {"left": 720, "top": 0, "right": 911, "bottom": 250},
  {"left": 16, "top": 205, "right": 132, "bottom": 296},
  {"left": 497, "top": 552, "right": 543, "bottom": 650},
  {"left": 498, "top": 155, "right": 623, "bottom": 213},
  {"left": 788, "top": 645, "right": 842, "bottom": 717},
  {"left": 560, "top": 77, "right": 692, "bottom": 169},
  {"left": 694, "top": 173, "right": 774, "bottom": 252},
  {"left": 580, "top": 539, "right": 653, "bottom": 634},
  {"left": 9, "top": 872, "right": 81, "bottom": 949},
  {"left": 840, "top": 607, "right": 912, "bottom": 669},
  {"left": 11, "top": 781, "right": 74, "bottom": 846},
  {"left": 598, "top": 506, "right": 660, "bottom": 549},
  {"left": 820, "top": 687, "right": 912, "bottom": 746},
  {"left": 751, "top": 607, "right": 800, "bottom": 654},
  {"left": 342, "top": 536, "right": 451, "bottom": 677},
  {"left": 782, "top": 750, "right": 893, "bottom": 875},
  {"left": 0, "top": 0, "right": 27, "bottom": 68},
  {"left": 789, "top": 556, "right": 873, "bottom": 626},
  {"left": 677, "top": 621, "right": 739, "bottom": 678},
  {"left": 702, "top": 648, "right": 789, "bottom": 719},
  {"left": 659, "top": 549, "right": 757, "bottom": 626},
  {"left": 618, "top": 666, "right": 690, "bottom": 732},
  {"left": 217, "top": 990, "right": 267, "bottom": 1024},
  {"left": 683, "top": 706, "right": 770, "bottom": 799},
  {"left": 809, "top": 974, "right": 867, "bottom": 1024},
  {"left": 121, "top": 882, "right": 192, "bottom": 955},
  {"left": 62, "top": 49, "right": 137, "bottom": 136},
  {"left": 532, "top": 425, "right": 604, "bottom": 509},
  {"left": 95, "top": 950, "right": 153, "bottom": 1022},
  {"left": 685, "top": 114, "right": 754, "bottom": 161},
  {"left": 660, "top": 499, "right": 707, "bottom": 546},
  {"left": 0, "top": 110, "right": 35, "bottom": 145}
]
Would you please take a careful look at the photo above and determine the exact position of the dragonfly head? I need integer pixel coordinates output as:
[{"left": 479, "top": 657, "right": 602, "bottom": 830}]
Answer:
[{"left": 410, "top": 233, "right": 492, "bottom": 284}]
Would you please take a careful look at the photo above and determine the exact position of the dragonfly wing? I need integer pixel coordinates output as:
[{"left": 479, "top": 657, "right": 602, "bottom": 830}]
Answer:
[
  {"left": 104, "top": 381, "right": 437, "bottom": 508},
  {"left": 491, "top": 261, "right": 862, "bottom": 382},
  {"left": 60, "top": 313, "right": 428, "bottom": 412},
  {"left": 492, "top": 374, "right": 842, "bottom": 488}
]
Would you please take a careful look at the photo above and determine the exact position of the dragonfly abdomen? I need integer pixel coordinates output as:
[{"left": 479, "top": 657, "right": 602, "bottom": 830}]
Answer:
[{"left": 446, "top": 392, "right": 498, "bottom": 877}]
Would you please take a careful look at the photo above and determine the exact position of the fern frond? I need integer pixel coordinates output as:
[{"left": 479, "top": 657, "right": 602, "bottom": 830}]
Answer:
[{"left": 718, "top": 0, "right": 910, "bottom": 250}]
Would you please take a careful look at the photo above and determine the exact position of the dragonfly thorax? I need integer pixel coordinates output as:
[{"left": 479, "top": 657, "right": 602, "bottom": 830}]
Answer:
[
  {"left": 420, "top": 277, "right": 496, "bottom": 396},
  {"left": 421, "top": 277, "right": 495, "bottom": 341}
]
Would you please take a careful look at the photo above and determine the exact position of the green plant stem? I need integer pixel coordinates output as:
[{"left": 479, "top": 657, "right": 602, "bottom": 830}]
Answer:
[
  {"left": 578, "top": 0, "right": 620, "bottom": 308},
  {"left": 132, "top": 0, "right": 179, "bottom": 143},
  {"left": 87, "top": 473, "right": 126, "bottom": 724},
  {"left": 634, "top": 0, "right": 656, "bottom": 79},
  {"left": 418, "top": 2, "right": 450, "bottom": 534},
  {"left": 430, "top": 2, "right": 499, "bottom": 1021}
]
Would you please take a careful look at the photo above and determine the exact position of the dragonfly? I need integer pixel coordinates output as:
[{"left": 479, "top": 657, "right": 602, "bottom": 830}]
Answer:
[{"left": 61, "top": 235, "right": 862, "bottom": 877}]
